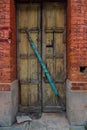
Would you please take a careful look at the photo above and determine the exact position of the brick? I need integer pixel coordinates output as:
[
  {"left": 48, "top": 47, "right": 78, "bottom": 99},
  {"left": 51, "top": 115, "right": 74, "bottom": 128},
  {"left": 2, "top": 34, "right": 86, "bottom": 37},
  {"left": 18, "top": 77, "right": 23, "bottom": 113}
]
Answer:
[
  {"left": 67, "top": 0, "right": 87, "bottom": 90},
  {"left": 0, "top": 0, "right": 17, "bottom": 84},
  {"left": 0, "top": 84, "right": 10, "bottom": 91},
  {"left": 0, "top": 0, "right": 86, "bottom": 92}
]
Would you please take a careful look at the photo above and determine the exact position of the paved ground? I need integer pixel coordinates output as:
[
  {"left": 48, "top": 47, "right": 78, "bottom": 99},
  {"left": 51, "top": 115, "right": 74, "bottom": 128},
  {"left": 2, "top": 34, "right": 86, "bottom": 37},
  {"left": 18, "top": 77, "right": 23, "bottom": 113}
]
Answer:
[
  {"left": 14, "top": 113, "right": 70, "bottom": 130},
  {"left": 0, "top": 113, "right": 85, "bottom": 130}
]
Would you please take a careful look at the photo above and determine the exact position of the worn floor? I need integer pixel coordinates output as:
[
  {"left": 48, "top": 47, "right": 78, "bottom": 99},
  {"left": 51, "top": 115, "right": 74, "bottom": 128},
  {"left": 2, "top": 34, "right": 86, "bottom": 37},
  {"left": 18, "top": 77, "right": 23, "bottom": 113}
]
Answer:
[{"left": 14, "top": 113, "right": 70, "bottom": 130}]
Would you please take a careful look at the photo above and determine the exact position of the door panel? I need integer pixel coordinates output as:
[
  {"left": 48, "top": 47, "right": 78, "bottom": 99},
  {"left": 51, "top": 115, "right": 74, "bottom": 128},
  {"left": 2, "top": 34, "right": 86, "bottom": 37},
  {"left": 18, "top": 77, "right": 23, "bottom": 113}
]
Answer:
[
  {"left": 18, "top": 3, "right": 66, "bottom": 112},
  {"left": 21, "top": 84, "right": 29, "bottom": 106},
  {"left": 45, "top": 5, "right": 55, "bottom": 29},
  {"left": 43, "top": 84, "right": 57, "bottom": 105},
  {"left": 20, "top": 59, "right": 28, "bottom": 80},
  {"left": 28, "top": 84, "right": 40, "bottom": 106},
  {"left": 19, "top": 33, "right": 28, "bottom": 55},
  {"left": 55, "top": 59, "right": 65, "bottom": 80},
  {"left": 55, "top": 5, "right": 65, "bottom": 28},
  {"left": 55, "top": 33, "right": 64, "bottom": 55}
]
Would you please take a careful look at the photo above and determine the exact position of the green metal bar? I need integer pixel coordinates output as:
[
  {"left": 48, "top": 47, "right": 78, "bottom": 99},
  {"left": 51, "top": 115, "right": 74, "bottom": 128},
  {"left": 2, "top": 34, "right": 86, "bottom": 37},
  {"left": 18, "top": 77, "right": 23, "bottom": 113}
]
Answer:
[{"left": 26, "top": 30, "right": 59, "bottom": 96}]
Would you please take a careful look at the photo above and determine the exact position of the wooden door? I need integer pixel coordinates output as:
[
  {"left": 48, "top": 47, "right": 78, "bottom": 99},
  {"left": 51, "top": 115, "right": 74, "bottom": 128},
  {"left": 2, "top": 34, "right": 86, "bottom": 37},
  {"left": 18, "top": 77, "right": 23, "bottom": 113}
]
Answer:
[
  {"left": 42, "top": 3, "right": 66, "bottom": 112},
  {"left": 18, "top": 4, "right": 41, "bottom": 112},
  {"left": 18, "top": 3, "right": 66, "bottom": 112}
]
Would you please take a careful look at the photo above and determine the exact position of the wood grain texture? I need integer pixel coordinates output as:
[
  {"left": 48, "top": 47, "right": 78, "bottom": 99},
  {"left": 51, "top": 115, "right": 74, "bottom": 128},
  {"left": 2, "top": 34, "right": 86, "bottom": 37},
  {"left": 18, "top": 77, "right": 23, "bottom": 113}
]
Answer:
[
  {"left": 18, "top": 3, "right": 66, "bottom": 112},
  {"left": 43, "top": 3, "right": 65, "bottom": 109},
  {"left": 18, "top": 4, "right": 41, "bottom": 111}
]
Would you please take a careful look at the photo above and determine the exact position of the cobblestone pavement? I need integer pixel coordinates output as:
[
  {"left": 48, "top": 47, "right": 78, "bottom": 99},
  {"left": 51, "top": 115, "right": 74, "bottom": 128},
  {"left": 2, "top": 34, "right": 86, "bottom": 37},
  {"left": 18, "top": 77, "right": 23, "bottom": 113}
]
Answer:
[{"left": 14, "top": 113, "right": 70, "bottom": 130}]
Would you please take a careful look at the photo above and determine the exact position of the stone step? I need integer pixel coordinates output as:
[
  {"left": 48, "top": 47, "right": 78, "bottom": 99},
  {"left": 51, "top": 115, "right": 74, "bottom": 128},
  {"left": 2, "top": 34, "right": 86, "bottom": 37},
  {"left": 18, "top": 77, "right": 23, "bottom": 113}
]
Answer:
[
  {"left": 70, "top": 126, "right": 85, "bottom": 130},
  {"left": 0, "top": 128, "right": 22, "bottom": 130}
]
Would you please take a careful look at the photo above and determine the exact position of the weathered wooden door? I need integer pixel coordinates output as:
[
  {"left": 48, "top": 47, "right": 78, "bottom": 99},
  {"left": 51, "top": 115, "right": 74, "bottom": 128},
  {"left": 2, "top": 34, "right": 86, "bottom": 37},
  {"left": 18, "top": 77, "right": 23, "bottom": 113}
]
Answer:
[{"left": 18, "top": 3, "right": 66, "bottom": 112}]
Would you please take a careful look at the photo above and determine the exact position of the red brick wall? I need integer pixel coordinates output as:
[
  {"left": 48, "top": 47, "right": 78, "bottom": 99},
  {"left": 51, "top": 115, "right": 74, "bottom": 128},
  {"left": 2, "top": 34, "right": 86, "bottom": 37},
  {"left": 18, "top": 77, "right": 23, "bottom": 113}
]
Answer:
[
  {"left": 0, "top": 0, "right": 87, "bottom": 91},
  {"left": 67, "top": 0, "right": 87, "bottom": 90},
  {"left": 0, "top": 0, "right": 16, "bottom": 91},
  {"left": 10, "top": 0, "right": 17, "bottom": 81},
  {"left": 17, "top": 0, "right": 66, "bottom": 2}
]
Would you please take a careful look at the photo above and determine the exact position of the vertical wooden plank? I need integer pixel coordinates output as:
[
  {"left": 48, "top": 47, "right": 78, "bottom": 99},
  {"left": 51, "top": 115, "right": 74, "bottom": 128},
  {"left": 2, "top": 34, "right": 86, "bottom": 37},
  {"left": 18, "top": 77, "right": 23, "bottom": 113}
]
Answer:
[
  {"left": 29, "top": 84, "right": 39, "bottom": 106},
  {"left": 55, "top": 83, "right": 65, "bottom": 103},
  {"left": 46, "top": 58, "right": 54, "bottom": 78},
  {"left": 28, "top": 5, "right": 39, "bottom": 28},
  {"left": 28, "top": 58, "right": 38, "bottom": 80},
  {"left": 28, "top": 33, "right": 38, "bottom": 55},
  {"left": 19, "top": 5, "right": 29, "bottom": 108},
  {"left": 46, "top": 33, "right": 53, "bottom": 55},
  {"left": 55, "top": 58, "right": 64, "bottom": 80},
  {"left": 55, "top": 5, "right": 64, "bottom": 28},
  {"left": 21, "top": 85, "right": 29, "bottom": 106},
  {"left": 20, "top": 59, "right": 28, "bottom": 80},
  {"left": 19, "top": 33, "right": 28, "bottom": 55},
  {"left": 43, "top": 4, "right": 55, "bottom": 109},
  {"left": 44, "top": 5, "right": 55, "bottom": 29},
  {"left": 43, "top": 83, "right": 56, "bottom": 106},
  {"left": 19, "top": 5, "right": 29, "bottom": 28},
  {"left": 55, "top": 33, "right": 64, "bottom": 55}
]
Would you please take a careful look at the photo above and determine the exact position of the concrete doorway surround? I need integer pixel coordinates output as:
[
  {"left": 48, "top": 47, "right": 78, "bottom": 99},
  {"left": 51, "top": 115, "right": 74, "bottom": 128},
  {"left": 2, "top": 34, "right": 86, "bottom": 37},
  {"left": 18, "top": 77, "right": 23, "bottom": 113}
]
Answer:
[{"left": 0, "top": 0, "right": 87, "bottom": 127}]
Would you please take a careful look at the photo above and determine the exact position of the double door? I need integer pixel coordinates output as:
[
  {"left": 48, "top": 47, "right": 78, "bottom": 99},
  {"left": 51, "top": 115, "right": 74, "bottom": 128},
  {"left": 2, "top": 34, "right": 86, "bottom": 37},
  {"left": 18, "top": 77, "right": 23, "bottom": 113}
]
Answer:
[{"left": 18, "top": 3, "right": 66, "bottom": 112}]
